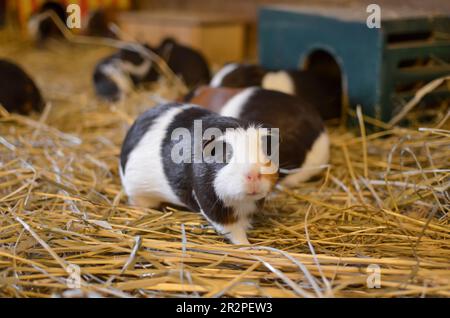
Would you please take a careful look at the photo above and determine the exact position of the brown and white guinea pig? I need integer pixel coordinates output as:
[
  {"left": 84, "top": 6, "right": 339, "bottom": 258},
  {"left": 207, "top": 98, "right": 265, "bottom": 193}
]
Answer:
[
  {"left": 120, "top": 103, "right": 278, "bottom": 244},
  {"left": 28, "top": 1, "right": 68, "bottom": 46},
  {"left": 183, "top": 86, "right": 243, "bottom": 113},
  {"left": 94, "top": 38, "right": 211, "bottom": 101},
  {"left": 210, "top": 63, "right": 341, "bottom": 120},
  {"left": 218, "top": 87, "right": 330, "bottom": 187},
  {"left": 0, "top": 59, "right": 45, "bottom": 115}
]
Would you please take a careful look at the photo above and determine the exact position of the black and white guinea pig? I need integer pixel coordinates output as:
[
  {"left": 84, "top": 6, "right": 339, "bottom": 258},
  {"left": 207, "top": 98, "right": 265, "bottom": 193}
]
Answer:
[
  {"left": 0, "top": 59, "right": 45, "bottom": 115},
  {"left": 120, "top": 103, "right": 278, "bottom": 244},
  {"left": 220, "top": 87, "right": 330, "bottom": 187},
  {"left": 93, "top": 45, "right": 156, "bottom": 101},
  {"left": 210, "top": 63, "right": 341, "bottom": 120},
  {"left": 28, "top": 1, "right": 68, "bottom": 45},
  {"left": 93, "top": 38, "right": 211, "bottom": 101}
]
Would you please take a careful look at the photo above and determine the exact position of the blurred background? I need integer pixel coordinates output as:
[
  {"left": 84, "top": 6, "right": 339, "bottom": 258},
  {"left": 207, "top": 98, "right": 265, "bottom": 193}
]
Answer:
[{"left": 2, "top": 0, "right": 450, "bottom": 64}]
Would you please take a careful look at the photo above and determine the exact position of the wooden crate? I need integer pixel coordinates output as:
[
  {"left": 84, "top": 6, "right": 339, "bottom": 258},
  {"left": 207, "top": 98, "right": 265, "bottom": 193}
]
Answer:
[
  {"left": 117, "top": 11, "right": 248, "bottom": 65},
  {"left": 259, "top": 4, "right": 450, "bottom": 123}
]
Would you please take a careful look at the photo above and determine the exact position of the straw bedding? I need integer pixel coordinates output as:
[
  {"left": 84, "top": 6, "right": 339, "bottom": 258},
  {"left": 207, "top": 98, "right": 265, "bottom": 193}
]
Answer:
[{"left": 0, "top": 38, "right": 449, "bottom": 298}]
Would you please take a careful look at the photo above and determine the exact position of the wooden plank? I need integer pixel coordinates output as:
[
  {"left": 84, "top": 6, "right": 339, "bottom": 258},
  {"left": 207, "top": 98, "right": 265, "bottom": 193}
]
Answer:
[
  {"left": 118, "top": 10, "right": 249, "bottom": 26},
  {"left": 117, "top": 11, "right": 247, "bottom": 64}
]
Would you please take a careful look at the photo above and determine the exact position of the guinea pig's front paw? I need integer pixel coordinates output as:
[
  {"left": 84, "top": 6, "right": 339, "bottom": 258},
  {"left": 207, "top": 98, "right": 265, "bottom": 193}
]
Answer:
[
  {"left": 222, "top": 222, "right": 251, "bottom": 245},
  {"left": 230, "top": 236, "right": 250, "bottom": 245}
]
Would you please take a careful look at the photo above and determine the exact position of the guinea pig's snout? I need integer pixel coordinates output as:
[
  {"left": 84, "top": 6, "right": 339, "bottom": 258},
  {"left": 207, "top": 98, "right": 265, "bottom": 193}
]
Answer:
[
  {"left": 246, "top": 171, "right": 261, "bottom": 182},
  {"left": 244, "top": 168, "right": 266, "bottom": 195}
]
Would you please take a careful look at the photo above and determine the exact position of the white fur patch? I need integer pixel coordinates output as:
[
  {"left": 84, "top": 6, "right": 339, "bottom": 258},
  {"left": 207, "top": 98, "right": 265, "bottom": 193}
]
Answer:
[
  {"left": 220, "top": 87, "right": 258, "bottom": 119},
  {"left": 210, "top": 63, "right": 240, "bottom": 87},
  {"left": 262, "top": 71, "right": 296, "bottom": 95},
  {"left": 121, "top": 105, "right": 195, "bottom": 208},
  {"left": 281, "top": 131, "right": 330, "bottom": 187}
]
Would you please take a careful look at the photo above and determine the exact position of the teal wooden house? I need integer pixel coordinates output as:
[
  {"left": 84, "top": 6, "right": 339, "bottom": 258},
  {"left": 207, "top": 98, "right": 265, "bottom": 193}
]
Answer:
[{"left": 259, "top": 5, "right": 450, "bottom": 123}]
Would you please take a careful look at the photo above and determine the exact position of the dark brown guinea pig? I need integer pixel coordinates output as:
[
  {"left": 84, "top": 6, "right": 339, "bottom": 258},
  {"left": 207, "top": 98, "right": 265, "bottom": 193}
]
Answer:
[
  {"left": 183, "top": 85, "right": 243, "bottom": 113},
  {"left": 85, "top": 8, "right": 118, "bottom": 39},
  {"left": 28, "top": 1, "right": 68, "bottom": 46},
  {"left": 0, "top": 59, "right": 45, "bottom": 115},
  {"left": 156, "top": 38, "right": 211, "bottom": 88}
]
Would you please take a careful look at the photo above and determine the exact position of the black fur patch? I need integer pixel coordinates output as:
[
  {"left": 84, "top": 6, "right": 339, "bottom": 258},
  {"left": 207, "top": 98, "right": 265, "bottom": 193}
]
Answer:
[
  {"left": 36, "top": 1, "right": 67, "bottom": 42},
  {"left": 286, "top": 70, "right": 342, "bottom": 120},
  {"left": 0, "top": 59, "right": 45, "bottom": 115},
  {"left": 155, "top": 38, "right": 211, "bottom": 88}
]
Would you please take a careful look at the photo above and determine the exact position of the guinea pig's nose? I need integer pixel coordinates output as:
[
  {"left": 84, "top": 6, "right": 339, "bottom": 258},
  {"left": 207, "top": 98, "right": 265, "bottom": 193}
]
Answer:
[{"left": 246, "top": 171, "right": 261, "bottom": 182}]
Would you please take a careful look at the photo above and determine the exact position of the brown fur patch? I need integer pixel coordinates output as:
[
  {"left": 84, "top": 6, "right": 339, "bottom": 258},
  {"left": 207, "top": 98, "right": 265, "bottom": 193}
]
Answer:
[{"left": 186, "top": 86, "right": 243, "bottom": 113}]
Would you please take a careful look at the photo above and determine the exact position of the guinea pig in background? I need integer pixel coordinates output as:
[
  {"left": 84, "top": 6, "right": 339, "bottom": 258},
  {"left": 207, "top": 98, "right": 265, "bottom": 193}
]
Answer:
[
  {"left": 120, "top": 103, "right": 278, "bottom": 244},
  {"left": 28, "top": 1, "right": 68, "bottom": 46},
  {"left": 155, "top": 38, "right": 211, "bottom": 88},
  {"left": 210, "top": 63, "right": 342, "bottom": 120},
  {"left": 84, "top": 8, "right": 118, "bottom": 39},
  {"left": 93, "top": 45, "right": 156, "bottom": 101},
  {"left": 262, "top": 70, "right": 342, "bottom": 120},
  {"left": 220, "top": 87, "right": 330, "bottom": 187},
  {"left": 93, "top": 38, "right": 210, "bottom": 101},
  {"left": 0, "top": 59, "right": 45, "bottom": 115}
]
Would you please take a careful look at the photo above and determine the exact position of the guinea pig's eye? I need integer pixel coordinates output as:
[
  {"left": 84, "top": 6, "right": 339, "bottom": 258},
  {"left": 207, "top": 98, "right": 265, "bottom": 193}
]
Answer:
[
  {"left": 202, "top": 138, "right": 218, "bottom": 162},
  {"left": 203, "top": 139, "right": 232, "bottom": 164},
  {"left": 261, "top": 129, "right": 279, "bottom": 159}
]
